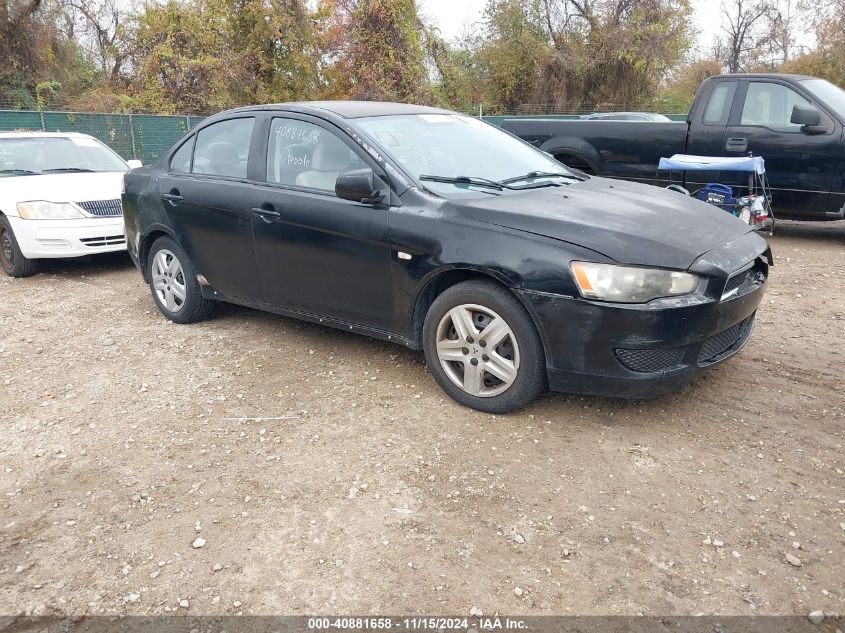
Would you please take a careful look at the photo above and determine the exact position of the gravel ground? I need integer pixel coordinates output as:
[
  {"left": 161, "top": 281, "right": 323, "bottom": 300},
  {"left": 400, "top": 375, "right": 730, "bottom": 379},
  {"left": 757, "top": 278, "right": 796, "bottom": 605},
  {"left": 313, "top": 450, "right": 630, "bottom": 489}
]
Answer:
[{"left": 1, "top": 220, "right": 843, "bottom": 618}]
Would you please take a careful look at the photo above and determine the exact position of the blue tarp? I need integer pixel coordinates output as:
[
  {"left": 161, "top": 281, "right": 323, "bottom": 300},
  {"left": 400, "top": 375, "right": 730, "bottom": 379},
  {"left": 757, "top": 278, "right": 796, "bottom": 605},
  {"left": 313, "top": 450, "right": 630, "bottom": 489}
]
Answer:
[{"left": 658, "top": 154, "right": 766, "bottom": 174}]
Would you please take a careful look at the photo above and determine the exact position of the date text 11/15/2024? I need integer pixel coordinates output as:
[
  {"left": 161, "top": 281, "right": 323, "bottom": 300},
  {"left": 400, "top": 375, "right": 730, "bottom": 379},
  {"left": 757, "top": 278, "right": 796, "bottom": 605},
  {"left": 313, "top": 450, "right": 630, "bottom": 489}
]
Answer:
[{"left": 307, "top": 616, "right": 529, "bottom": 630}]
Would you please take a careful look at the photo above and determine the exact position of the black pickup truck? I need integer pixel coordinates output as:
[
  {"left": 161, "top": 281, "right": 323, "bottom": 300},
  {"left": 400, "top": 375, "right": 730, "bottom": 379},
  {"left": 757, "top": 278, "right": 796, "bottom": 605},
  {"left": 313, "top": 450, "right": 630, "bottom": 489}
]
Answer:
[{"left": 502, "top": 74, "right": 845, "bottom": 220}]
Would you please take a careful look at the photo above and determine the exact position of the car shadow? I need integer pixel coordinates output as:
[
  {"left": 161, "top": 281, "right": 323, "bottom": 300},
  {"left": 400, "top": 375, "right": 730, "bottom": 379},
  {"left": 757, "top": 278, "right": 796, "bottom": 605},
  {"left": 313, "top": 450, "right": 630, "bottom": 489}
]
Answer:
[
  {"left": 769, "top": 219, "right": 845, "bottom": 242},
  {"left": 32, "top": 252, "right": 135, "bottom": 277}
]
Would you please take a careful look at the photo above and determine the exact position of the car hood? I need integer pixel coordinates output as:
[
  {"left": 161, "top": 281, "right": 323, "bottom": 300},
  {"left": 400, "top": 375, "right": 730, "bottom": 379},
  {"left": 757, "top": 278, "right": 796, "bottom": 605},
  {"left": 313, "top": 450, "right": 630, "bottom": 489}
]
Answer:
[
  {"left": 0, "top": 171, "right": 126, "bottom": 213},
  {"left": 457, "top": 177, "right": 756, "bottom": 270}
]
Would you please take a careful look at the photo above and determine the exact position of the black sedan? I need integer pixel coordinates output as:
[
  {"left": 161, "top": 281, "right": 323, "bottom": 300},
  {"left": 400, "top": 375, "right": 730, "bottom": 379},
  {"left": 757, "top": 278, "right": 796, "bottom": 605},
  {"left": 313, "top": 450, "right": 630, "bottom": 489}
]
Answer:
[{"left": 122, "top": 102, "right": 771, "bottom": 413}]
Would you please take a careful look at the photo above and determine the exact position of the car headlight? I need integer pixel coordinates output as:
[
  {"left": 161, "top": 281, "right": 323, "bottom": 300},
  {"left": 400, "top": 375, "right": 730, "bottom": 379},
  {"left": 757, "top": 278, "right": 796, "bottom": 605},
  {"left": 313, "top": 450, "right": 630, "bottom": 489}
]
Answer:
[
  {"left": 571, "top": 261, "right": 699, "bottom": 303},
  {"left": 17, "top": 201, "right": 84, "bottom": 219}
]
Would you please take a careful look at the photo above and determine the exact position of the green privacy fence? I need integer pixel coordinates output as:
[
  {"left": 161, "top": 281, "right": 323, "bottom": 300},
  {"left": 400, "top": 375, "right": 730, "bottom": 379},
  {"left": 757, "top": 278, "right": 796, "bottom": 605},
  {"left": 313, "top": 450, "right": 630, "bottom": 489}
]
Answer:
[
  {"left": 0, "top": 109, "right": 689, "bottom": 164},
  {"left": 0, "top": 110, "right": 205, "bottom": 164}
]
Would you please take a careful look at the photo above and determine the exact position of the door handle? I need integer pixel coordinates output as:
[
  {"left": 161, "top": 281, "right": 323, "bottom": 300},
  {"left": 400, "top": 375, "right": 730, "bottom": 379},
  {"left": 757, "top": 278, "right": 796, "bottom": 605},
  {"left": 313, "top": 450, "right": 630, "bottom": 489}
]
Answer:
[
  {"left": 161, "top": 190, "right": 183, "bottom": 205},
  {"left": 251, "top": 206, "right": 281, "bottom": 221},
  {"left": 725, "top": 137, "right": 748, "bottom": 152}
]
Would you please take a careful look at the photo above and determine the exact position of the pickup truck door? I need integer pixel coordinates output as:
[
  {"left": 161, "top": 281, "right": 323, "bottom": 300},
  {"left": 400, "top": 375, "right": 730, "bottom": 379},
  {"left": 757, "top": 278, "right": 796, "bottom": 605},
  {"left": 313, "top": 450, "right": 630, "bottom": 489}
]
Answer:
[
  {"left": 722, "top": 79, "right": 840, "bottom": 218},
  {"left": 685, "top": 79, "right": 738, "bottom": 191}
]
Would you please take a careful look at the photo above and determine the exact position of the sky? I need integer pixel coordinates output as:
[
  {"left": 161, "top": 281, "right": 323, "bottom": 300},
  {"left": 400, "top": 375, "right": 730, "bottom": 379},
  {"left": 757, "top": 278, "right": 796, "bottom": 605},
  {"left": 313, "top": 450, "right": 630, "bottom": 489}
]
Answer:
[{"left": 420, "top": 0, "right": 727, "bottom": 56}]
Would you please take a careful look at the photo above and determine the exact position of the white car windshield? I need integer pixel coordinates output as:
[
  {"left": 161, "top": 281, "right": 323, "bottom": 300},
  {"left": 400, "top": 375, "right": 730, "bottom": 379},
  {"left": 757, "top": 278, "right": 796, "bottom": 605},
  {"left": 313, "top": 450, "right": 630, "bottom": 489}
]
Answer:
[
  {"left": 0, "top": 136, "right": 128, "bottom": 176},
  {"left": 356, "top": 114, "right": 579, "bottom": 195}
]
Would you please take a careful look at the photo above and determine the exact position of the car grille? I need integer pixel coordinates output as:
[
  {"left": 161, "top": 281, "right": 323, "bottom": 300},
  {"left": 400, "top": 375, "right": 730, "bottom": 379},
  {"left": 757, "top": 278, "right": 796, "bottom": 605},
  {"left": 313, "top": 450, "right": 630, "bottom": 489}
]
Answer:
[
  {"left": 80, "top": 235, "right": 125, "bottom": 247},
  {"left": 698, "top": 315, "right": 755, "bottom": 364},
  {"left": 722, "top": 258, "right": 767, "bottom": 301},
  {"left": 615, "top": 346, "right": 687, "bottom": 373},
  {"left": 76, "top": 199, "right": 123, "bottom": 217}
]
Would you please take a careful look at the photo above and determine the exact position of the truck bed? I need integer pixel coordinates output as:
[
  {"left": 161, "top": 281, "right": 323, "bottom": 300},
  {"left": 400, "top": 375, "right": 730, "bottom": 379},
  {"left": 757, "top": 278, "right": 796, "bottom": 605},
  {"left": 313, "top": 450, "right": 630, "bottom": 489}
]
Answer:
[{"left": 502, "top": 119, "right": 689, "bottom": 182}]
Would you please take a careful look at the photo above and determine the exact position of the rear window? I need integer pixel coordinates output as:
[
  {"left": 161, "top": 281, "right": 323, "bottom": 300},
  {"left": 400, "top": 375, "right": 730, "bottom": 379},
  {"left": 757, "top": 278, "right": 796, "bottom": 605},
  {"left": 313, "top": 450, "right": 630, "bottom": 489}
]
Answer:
[
  {"left": 703, "top": 82, "right": 737, "bottom": 125},
  {"left": 192, "top": 118, "right": 255, "bottom": 178},
  {"left": 169, "top": 137, "right": 193, "bottom": 173}
]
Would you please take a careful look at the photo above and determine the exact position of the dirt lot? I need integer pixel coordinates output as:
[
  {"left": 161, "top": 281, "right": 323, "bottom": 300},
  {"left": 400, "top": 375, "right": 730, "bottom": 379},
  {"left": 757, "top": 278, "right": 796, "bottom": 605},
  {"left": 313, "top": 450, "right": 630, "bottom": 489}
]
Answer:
[{"left": 1, "top": 220, "right": 843, "bottom": 618}]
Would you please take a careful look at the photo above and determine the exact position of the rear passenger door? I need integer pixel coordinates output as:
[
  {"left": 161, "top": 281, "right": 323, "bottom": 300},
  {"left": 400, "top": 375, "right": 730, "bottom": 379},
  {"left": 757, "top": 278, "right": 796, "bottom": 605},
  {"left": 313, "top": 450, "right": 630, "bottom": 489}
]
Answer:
[
  {"left": 158, "top": 116, "right": 265, "bottom": 300},
  {"left": 250, "top": 115, "right": 394, "bottom": 331}
]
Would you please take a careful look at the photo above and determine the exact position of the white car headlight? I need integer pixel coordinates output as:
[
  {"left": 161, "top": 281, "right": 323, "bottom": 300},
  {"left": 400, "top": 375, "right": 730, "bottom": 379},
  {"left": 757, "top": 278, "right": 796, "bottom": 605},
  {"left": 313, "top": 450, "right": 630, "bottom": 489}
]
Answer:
[
  {"left": 17, "top": 201, "right": 84, "bottom": 219},
  {"left": 571, "top": 261, "right": 699, "bottom": 303}
]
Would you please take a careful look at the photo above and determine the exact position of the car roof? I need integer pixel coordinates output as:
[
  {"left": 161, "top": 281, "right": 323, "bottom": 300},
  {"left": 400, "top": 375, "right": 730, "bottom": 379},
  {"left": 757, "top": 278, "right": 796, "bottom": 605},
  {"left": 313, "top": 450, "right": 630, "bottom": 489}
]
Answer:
[
  {"left": 0, "top": 131, "right": 97, "bottom": 139},
  {"left": 222, "top": 101, "right": 456, "bottom": 120},
  {"left": 713, "top": 72, "right": 817, "bottom": 81}
]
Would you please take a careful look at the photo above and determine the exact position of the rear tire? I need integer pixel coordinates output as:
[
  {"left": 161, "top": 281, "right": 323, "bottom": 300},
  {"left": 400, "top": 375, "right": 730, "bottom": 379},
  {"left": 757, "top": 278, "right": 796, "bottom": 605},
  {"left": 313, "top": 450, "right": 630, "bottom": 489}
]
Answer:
[
  {"left": 422, "top": 280, "right": 547, "bottom": 413},
  {"left": 0, "top": 216, "right": 38, "bottom": 278},
  {"left": 147, "top": 236, "right": 215, "bottom": 324}
]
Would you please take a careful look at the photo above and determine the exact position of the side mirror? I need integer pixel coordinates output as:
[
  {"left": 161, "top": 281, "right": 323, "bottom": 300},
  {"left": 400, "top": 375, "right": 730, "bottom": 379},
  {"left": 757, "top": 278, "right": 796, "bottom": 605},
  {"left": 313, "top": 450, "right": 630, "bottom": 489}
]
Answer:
[
  {"left": 790, "top": 103, "right": 826, "bottom": 134},
  {"left": 126, "top": 159, "right": 143, "bottom": 169},
  {"left": 335, "top": 168, "right": 385, "bottom": 204}
]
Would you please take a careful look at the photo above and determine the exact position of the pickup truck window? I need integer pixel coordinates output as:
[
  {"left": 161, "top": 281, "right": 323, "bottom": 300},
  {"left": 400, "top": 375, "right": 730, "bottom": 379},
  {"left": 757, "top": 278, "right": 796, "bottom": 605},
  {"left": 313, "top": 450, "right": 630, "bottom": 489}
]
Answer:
[
  {"left": 703, "top": 82, "right": 737, "bottom": 125},
  {"left": 740, "top": 82, "right": 809, "bottom": 132}
]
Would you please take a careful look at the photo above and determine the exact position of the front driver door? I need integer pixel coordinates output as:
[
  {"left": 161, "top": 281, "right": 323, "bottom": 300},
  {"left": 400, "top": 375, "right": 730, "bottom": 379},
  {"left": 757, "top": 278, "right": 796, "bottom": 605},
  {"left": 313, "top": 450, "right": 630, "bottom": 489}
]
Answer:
[
  {"left": 158, "top": 116, "right": 264, "bottom": 300},
  {"left": 723, "top": 79, "right": 840, "bottom": 217},
  {"left": 251, "top": 115, "right": 394, "bottom": 331}
]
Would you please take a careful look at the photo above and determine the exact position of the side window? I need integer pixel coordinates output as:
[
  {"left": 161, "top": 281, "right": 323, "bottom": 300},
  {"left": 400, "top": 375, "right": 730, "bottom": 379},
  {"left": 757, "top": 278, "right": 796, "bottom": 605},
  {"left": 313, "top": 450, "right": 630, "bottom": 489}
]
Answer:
[
  {"left": 703, "top": 82, "right": 737, "bottom": 125},
  {"left": 169, "top": 137, "right": 193, "bottom": 172},
  {"left": 267, "top": 118, "right": 367, "bottom": 192},
  {"left": 192, "top": 117, "right": 255, "bottom": 178},
  {"left": 740, "top": 82, "right": 809, "bottom": 132}
]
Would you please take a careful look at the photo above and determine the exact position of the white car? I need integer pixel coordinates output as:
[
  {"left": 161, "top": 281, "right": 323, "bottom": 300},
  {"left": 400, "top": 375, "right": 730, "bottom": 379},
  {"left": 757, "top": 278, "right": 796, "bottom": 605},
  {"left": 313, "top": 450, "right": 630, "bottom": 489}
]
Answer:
[{"left": 0, "top": 132, "right": 141, "bottom": 277}]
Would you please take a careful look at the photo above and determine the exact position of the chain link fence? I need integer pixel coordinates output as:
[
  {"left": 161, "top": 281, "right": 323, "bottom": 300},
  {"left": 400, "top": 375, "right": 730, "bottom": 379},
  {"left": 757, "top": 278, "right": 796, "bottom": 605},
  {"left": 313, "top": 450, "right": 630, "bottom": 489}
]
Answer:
[
  {"left": 0, "top": 110, "right": 205, "bottom": 164},
  {"left": 0, "top": 106, "right": 688, "bottom": 165}
]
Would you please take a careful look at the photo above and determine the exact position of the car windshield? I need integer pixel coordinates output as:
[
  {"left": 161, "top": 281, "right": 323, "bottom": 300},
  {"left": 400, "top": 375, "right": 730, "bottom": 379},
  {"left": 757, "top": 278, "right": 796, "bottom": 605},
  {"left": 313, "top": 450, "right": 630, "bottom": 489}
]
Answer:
[
  {"left": 356, "top": 114, "right": 577, "bottom": 195},
  {"left": 799, "top": 78, "right": 845, "bottom": 114},
  {"left": 0, "top": 136, "right": 128, "bottom": 177}
]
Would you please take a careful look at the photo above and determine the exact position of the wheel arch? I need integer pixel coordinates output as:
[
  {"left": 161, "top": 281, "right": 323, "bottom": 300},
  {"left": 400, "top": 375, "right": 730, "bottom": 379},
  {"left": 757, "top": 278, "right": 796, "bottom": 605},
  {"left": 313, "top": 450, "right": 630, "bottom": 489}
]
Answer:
[
  {"left": 540, "top": 137, "right": 601, "bottom": 174},
  {"left": 138, "top": 225, "right": 178, "bottom": 282},
  {"left": 408, "top": 266, "right": 546, "bottom": 352}
]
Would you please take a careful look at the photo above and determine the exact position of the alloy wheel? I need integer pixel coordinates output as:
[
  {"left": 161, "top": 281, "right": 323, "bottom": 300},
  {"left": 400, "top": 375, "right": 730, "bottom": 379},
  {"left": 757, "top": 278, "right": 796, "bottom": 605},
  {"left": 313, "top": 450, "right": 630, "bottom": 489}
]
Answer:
[
  {"left": 435, "top": 303, "right": 520, "bottom": 397},
  {"left": 151, "top": 249, "right": 187, "bottom": 313}
]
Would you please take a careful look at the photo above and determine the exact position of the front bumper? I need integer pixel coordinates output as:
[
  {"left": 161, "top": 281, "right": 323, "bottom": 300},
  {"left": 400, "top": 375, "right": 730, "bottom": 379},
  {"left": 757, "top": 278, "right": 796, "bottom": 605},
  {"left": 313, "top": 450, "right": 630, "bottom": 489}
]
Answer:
[
  {"left": 7, "top": 215, "right": 126, "bottom": 259},
  {"left": 518, "top": 262, "right": 767, "bottom": 399}
]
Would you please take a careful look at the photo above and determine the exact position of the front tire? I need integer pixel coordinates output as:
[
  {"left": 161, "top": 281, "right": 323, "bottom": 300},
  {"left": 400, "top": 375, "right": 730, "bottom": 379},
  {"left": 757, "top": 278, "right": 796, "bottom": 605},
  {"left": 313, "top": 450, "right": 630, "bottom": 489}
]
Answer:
[
  {"left": 0, "top": 216, "right": 38, "bottom": 278},
  {"left": 147, "top": 236, "right": 215, "bottom": 324},
  {"left": 422, "top": 280, "right": 547, "bottom": 413}
]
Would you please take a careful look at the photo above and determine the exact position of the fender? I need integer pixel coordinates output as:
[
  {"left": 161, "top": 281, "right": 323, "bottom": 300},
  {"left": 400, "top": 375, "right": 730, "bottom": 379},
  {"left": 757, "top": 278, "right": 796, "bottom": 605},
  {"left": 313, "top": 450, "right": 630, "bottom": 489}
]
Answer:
[{"left": 539, "top": 136, "right": 603, "bottom": 173}]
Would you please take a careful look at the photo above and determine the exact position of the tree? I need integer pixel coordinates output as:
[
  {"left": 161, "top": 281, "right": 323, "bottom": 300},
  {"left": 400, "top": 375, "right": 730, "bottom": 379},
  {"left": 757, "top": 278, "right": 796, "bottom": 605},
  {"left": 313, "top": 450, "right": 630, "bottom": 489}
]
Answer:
[
  {"left": 443, "top": 0, "right": 693, "bottom": 113},
  {"left": 61, "top": 0, "right": 129, "bottom": 84},
  {"left": 226, "top": 0, "right": 320, "bottom": 104},
  {"left": 659, "top": 58, "right": 723, "bottom": 111},
  {"left": 426, "top": 30, "right": 486, "bottom": 112},
  {"left": 474, "top": 0, "right": 551, "bottom": 111},
  {"left": 129, "top": 0, "right": 235, "bottom": 114},
  {"left": 783, "top": 0, "right": 845, "bottom": 85},
  {"left": 317, "top": 0, "right": 433, "bottom": 103},
  {"left": 0, "top": 0, "right": 93, "bottom": 108},
  {"left": 718, "top": 0, "right": 770, "bottom": 72}
]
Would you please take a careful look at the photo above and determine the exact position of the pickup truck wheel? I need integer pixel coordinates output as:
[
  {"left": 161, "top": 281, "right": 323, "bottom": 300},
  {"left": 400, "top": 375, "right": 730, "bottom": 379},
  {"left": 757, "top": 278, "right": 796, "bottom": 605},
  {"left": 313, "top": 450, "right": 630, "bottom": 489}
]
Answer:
[
  {"left": 147, "top": 236, "right": 215, "bottom": 324},
  {"left": 423, "top": 280, "right": 547, "bottom": 413},
  {"left": 0, "top": 216, "right": 38, "bottom": 278}
]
